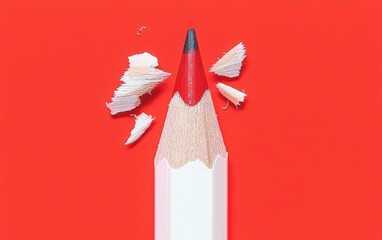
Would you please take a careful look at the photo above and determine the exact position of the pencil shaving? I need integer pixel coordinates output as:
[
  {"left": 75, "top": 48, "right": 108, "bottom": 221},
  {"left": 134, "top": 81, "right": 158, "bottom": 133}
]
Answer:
[
  {"left": 209, "top": 42, "right": 246, "bottom": 78},
  {"left": 221, "top": 100, "right": 230, "bottom": 110},
  {"left": 106, "top": 52, "right": 171, "bottom": 115},
  {"left": 216, "top": 82, "right": 247, "bottom": 107},
  {"left": 136, "top": 26, "right": 146, "bottom": 36},
  {"left": 128, "top": 52, "right": 157, "bottom": 68},
  {"left": 126, "top": 113, "right": 154, "bottom": 144},
  {"left": 121, "top": 67, "right": 170, "bottom": 84},
  {"left": 106, "top": 95, "right": 141, "bottom": 115}
]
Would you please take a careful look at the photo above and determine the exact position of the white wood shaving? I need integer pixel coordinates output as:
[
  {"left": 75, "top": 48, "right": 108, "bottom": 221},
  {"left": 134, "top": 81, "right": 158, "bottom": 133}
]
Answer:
[
  {"left": 106, "top": 95, "right": 141, "bottom": 115},
  {"left": 121, "top": 67, "right": 170, "bottom": 84},
  {"left": 216, "top": 82, "right": 247, "bottom": 107},
  {"left": 106, "top": 52, "right": 171, "bottom": 115},
  {"left": 126, "top": 113, "right": 154, "bottom": 144},
  {"left": 209, "top": 42, "right": 246, "bottom": 78},
  {"left": 128, "top": 52, "right": 157, "bottom": 68}
]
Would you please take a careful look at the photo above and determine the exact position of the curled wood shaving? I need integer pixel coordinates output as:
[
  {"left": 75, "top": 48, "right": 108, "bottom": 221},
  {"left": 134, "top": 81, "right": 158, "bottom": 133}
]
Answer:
[
  {"left": 126, "top": 113, "right": 154, "bottom": 144},
  {"left": 136, "top": 26, "right": 147, "bottom": 36},
  {"left": 216, "top": 82, "right": 247, "bottom": 107}
]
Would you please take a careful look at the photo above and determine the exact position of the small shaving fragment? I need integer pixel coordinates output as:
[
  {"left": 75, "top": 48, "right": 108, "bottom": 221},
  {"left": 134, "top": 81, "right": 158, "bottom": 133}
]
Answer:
[
  {"left": 221, "top": 100, "right": 230, "bottom": 110},
  {"left": 106, "top": 52, "right": 171, "bottom": 115},
  {"left": 136, "top": 26, "right": 146, "bottom": 36},
  {"left": 106, "top": 95, "right": 141, "bottom": 115},
  {"left": 126, "top": 113, "right": 154, "bottom": 144},
  {"left": 209, "top": 42, "right": 246, "bottom": 78},
  {"left": 216, "top": 82, "right": 247, "bottom": 107}
]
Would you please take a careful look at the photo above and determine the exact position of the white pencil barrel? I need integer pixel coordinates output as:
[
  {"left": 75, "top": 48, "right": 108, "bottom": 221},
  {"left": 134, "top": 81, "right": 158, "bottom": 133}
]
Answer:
[{"left": 155, "top": 156, "right": 227, "bottom": 240}]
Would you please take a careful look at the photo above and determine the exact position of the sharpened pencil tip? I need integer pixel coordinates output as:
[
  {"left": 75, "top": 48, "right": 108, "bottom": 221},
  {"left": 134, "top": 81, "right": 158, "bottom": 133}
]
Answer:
[
  {"left": 174, "top": 28, "right": 208, "bottom": 105},
  {"left": 183, "top": 28, "right": 199, "bottom": 53}
]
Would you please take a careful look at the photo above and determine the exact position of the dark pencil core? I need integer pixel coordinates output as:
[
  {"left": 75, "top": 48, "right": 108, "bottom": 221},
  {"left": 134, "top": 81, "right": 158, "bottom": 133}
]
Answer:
[{"left": 183, "top": 28, "right": 199, "bottom": 53}]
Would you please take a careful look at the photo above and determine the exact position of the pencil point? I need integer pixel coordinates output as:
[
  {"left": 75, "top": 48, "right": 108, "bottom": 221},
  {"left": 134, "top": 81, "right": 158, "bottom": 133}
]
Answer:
[
  {"left": 183, "top": 28, "right": 199, "bottom": 53},
  {"left": 174, "top": 29, "right": 208, "bottom": 105}
]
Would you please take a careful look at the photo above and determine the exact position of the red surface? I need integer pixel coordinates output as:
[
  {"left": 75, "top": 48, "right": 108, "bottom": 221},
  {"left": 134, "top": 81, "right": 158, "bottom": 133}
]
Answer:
[
  {"left": 1, "top": 0, "right": 382, "bottom": 239},
  {"left": 174, "top": 48, "right": 208, "bottom": 105}
]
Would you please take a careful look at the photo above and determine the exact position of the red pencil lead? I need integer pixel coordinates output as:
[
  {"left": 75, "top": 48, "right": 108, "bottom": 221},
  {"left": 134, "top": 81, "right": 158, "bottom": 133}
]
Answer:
[{"left": 173, "top": 28, "right": 209, "bottom": 106}]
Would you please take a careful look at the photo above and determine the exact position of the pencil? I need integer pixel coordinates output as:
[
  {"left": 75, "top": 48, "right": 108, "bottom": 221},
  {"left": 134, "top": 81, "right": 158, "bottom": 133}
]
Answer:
[{"left": 155, "top": 29, "right": 228, "bottom": 240}]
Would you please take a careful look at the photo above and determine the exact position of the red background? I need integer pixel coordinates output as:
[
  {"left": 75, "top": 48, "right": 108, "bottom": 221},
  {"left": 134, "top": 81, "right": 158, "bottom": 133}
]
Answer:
[{"left": 1, "top": 0, "right": 382, "bottom": 239}]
